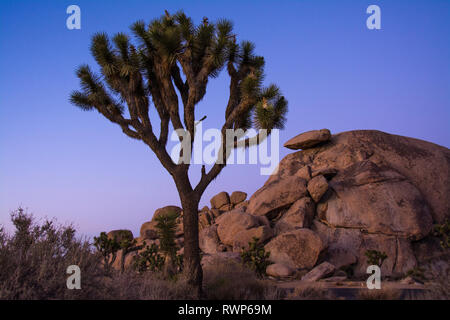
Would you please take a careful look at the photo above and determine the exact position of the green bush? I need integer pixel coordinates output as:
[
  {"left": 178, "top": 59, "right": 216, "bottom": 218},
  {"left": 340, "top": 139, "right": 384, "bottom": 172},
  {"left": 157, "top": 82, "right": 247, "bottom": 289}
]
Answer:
[
  {"left": 93, "top": 232, "right": 120, "bottom": 272},
  {"left": 240, "top": 237, "right": 272, "bottom": 278},
  {"left": 154, "top": 211, "right": 179, "bottom": 257},
  {"left": 365, "top": 250, "right": 388, "bottom": 267},
  {"left": 133, "top": 243, "right": 165, "bottom": 273},
  {"left": 432, "top": 219, "right": 450, "bottom": 249}
]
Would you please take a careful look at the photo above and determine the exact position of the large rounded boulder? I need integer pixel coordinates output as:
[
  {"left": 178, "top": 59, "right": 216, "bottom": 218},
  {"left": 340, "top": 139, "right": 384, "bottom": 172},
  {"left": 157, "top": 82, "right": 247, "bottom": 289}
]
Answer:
[{"left": 264, "top": 229, "right": 323, "bottom": 270}]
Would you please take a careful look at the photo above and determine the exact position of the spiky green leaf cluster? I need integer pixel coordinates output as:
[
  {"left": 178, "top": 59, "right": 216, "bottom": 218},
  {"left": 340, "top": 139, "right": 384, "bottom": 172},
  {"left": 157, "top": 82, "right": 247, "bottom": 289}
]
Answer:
[
  {"left": 154, "top": 210, "right": 179, "bottom": 257},
  {"left": 70, "top": 10, "right": 288, "bottom": 138}
]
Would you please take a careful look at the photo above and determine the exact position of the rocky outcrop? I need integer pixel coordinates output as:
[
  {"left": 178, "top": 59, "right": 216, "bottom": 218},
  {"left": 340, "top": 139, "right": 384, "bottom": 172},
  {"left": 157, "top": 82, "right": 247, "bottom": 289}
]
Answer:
[
  {"left": 123, "top": 129, "right": 448, "bottom": 279},
  {"left": 273, "top": 130, "right": 449, "bottom": 224}
]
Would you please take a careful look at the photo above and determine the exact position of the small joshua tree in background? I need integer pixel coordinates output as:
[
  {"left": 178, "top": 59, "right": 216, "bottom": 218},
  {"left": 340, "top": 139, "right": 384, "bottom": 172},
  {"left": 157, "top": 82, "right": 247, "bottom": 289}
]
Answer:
[
  {"left": 155, "top": 211, "right": 179, "bottom": 277},
  {"left": 94, "top": 230, "right": 142, "bottom": 273},
  {"left": 241, "top": 237, "right": 272, "bottom": 278},
  {"left": 133, "top": 243, "right": 165, "bottom": 273},
  {"left": 155, "top": 211, "right": 178, "bottom": 258},
  {"left": 365, "top": 249, "right": 388, "bottom": 267},
  {"left": 117, "top": 234, "right": 141, "bottom": 273},
  {"left": 93, "top": 232, "right": 120, "bottom": 273}
]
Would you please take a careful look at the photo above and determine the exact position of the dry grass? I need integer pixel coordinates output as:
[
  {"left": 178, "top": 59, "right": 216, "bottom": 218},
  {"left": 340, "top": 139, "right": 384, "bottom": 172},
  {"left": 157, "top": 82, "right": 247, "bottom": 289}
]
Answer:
[
  {"left": 203, "top": 260, "right": 282, "bottom": 300},
  {"left": 104, "top": 272, "right": 196, "bottom": 300}
]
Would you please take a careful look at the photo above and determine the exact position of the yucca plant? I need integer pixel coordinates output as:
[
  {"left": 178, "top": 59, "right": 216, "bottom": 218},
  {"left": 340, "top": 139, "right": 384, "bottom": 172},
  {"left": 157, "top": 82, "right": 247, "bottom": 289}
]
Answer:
[
  {"left": 155, "top": 210, "right": 179, "bottom": 278},
  {"left": 70, "top": 10, "right": 288, "bottom": 295}
]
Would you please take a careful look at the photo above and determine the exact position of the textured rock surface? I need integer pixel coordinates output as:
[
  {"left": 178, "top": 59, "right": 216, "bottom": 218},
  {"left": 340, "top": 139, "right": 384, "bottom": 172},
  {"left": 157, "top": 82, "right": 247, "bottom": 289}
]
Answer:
[
  {"left": 210, "top": 192, "right": 230, "bottom": 209},
  {"left": 302, "top": 262, "right": 336, "bottom": 282},
  {"left": 152, "top": 206, "right": 181, "bottom": 221},
  {"left": 216, "top": 208, "right": 272, "bottom": 250},
  {"left": 307, "top": 175, "right": 328, "bottom": 202},
  {"left": 325, "top": 160, "right": 433, "bottom": 238},
  {"left": 284, "top": 129, "right": 331, "bottom": 150},
  {"left": 266, "top": 263, "right": 295, "bottom": 277},
  {"left": 272, "top": 130, "right": 450, "bottom": 223},
  {"left": 201, "top": 252, "right": 241, "bottom": 269},
  {"left": 199, "top": 225, "right": 222, "bottom": 254},
  {"left": 265, "top": 229, "right": 323, "bottom": 269},
  {"left": 247, "top": 176, "right": 307, "bottom": 217},
  {"left": 230, "top": 191, "right": 247, "bottom": 205},
  {"left": 275, "top": 197, "right": 315, "bottom": 234}
]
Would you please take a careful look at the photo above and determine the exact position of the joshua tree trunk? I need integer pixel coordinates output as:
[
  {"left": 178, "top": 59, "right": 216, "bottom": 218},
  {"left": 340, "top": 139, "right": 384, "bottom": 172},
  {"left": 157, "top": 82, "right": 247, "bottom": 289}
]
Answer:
[{"left": 180, "top": 191, "right": 202, "bottom": 296}]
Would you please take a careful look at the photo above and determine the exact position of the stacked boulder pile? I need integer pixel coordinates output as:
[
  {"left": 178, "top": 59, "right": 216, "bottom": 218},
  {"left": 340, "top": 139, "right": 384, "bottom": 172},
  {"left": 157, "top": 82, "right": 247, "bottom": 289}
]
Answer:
[{"left": 112, "top": 129, "right": 450, "bottom": 281}]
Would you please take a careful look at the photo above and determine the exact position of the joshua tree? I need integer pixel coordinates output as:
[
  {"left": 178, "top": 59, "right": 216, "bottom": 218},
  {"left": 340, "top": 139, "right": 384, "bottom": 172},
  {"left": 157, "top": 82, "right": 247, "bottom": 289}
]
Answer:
[
  {"left": 155, "top": 211, "right": 179, "bottom": 277},
  {"left": 70, "top": 10, "right": 287, "bottom": 295}
]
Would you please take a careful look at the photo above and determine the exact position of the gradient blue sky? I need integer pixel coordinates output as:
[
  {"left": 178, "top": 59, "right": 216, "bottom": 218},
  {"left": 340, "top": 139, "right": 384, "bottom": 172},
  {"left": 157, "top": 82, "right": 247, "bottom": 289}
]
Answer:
[{"left": 1, "top": 0, "right": 449, "bottom": 238}]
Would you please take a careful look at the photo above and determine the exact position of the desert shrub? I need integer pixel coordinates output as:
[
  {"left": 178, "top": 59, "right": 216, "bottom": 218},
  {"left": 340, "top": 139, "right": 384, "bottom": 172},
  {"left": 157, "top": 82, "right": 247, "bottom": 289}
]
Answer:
[
  {"left": 105, "top": 271, "right": 196, "bottom": 300},
  {"left": 365, "top": 250, "right": 387, "bottom": 267},
  {"left": 203, "top": 260, "right": 281, "bottom": 300},
  {"left": 432, "top": 219, "right": 450, "bottom": 249},
  {"left": 132, "top": 243, "right": 165, "bottom": 273},
  {"left": 0, "top": 208, "right": 108, "bottom": 299},
  {"left": 240, "top": 237, "right": 272, "bottom": 278}
]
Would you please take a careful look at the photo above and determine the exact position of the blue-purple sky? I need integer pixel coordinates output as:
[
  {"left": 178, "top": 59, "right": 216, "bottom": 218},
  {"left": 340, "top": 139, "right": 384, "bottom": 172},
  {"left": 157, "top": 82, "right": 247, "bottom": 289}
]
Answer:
[{"left": 1, "top": 0, "right": 449, "bottom": 238}]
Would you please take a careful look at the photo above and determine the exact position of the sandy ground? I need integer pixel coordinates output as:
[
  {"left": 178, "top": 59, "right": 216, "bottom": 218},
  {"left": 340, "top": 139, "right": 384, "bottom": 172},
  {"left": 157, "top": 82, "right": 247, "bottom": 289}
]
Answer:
[{"left": 274, "top": 279, "right": 428, "bottom": 299}]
